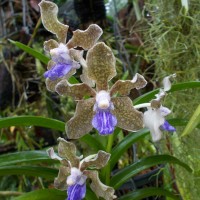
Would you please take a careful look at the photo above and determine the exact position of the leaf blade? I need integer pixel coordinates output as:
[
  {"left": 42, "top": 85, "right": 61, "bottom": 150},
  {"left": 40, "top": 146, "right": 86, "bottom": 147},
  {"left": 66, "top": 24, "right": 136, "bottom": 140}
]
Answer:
[
  {"left": 0, "top": 166, "right": 58, "bottom": 180},
  {"left": 0, "top": 151, "right": 57, "bottom": 167},
  {"left": 118, "top": 187, "right": 180, "bottom": 200},
  {"left": 8, "top": 40, "right": 50, "bottom": 64},
  {"left": 110, "top": 155, "right": 192, "bottom": 189},
  {"left": 110, "top": 128, "right": 149, "bottom": 170},
  {"left": 0, "top": 116, "right": 103, "bottom": 151},
  {"left": 14, "top": 189, "right": 66, "bottom": 200},
  {"left": 134, "top": 81, "right": 200, "bottom": 104},
  {"left": 181, "top": 104, "right": 200, "bottom": 137}
]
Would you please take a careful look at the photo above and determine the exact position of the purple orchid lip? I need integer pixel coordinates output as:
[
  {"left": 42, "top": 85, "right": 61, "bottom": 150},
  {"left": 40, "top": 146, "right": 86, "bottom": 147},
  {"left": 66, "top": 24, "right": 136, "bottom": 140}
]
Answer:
[
  {"left": 161, "top": 120, "right": 176, "bottom": 132},
  {"left": 92, "top": 108, "right": 117, "bottom": 135},
  {"left": 44, "top": 63, "right": 72, "bottom": 81},
  {"left": 67, "top": 183, "right": 86, "bottom": 200}
]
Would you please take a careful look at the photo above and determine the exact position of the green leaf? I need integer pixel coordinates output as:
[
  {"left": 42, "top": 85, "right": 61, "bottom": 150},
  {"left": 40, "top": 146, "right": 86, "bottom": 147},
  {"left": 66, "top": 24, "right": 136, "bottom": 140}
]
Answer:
[
  {"left": 14, "top": 189, "right": 66, "bottom": 200},
  {"left": 0, "top": 116, "right": 103, "bottom": 151},
  {"left": 0, "top": 151, "right": 57, "bottom": 167},
  {"left": 14, "top": 188, "right": 98, "bottom": 200},
  {"left": 0, "top": 116, "right": 65, "bottom": 132},
  {"left": 181, "top": 104, "right": 200, "bottom": 137},
  {"left": 118, "top": 187, "right": 180, "bottom": 200},
  {"left": 110, "top": 155, "right": 192, "bottom": 189},
  {"left": 68, "top": 76, "right": 80, "bottom": 84},
  {"left": 8, "top": 40, "right": 50, "bottom": 64},
  {"left": 0, "top": 166, "right": 58, "bottom": 179},
  {"left": 109, "top": 118, "right": 200, "bottom": 171},
  {"left": 134, "top": 81, "right": 200, "bottom": 104},
  {"left": 110, "top": 128, "right": 149, "bottom": 170},
  {"left": 85, "top": 187, "right": 98, "bottom": 200}
]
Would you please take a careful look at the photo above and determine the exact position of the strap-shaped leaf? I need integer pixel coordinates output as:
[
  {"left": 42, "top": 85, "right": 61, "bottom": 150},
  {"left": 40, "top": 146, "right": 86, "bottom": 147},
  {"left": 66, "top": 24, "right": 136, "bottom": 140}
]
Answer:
[
  {"left": 9, "top": 39, "right": 50, "bottom": 64},
  {"left": 118, "top": 187, "right": 180, "bottom": 200},
  {"left": 110, "top": 154, "right": 192, "bottom": 189},
  {"left": 110, "top": 128, "right": 149, "bottom": 170},
  {"left": 134, "top": 81, "right": 200, "bottom": 105},
  {"left": 0, "top": 116, "right": 104, "bottom": 151},
  {"left": 0, "top": 151, "right": 56, "bottom": 167},
  {"left": 15, "top": 188, "right": 98, "bottom": 200},
  {"left": 181, "top": 104, "right": 200, "bottom": 137},
  {"left": 14, "top": 189, "right": 66, "bottom": 200},
  {"left": 39, "top": 0, "right": 69, "bottom": 43},
  {"left": 0, "top": 166, "right": 58, "bottom": 180}
]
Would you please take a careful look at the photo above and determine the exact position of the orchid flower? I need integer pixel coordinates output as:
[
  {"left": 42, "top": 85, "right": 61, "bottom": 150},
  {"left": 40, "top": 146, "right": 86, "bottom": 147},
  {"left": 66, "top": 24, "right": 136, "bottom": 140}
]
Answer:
[
  {"left": 47, "top": 138, "right": 116, "bottom": 200},
  {"left": 143, "top": 74, "right": 176, "bottom": 142},
  {"left": 55, "top": 42, "right": 147, "bottom": 139},
  {"left": 39, "top": 0, "right": 102, "bottom": 91}
]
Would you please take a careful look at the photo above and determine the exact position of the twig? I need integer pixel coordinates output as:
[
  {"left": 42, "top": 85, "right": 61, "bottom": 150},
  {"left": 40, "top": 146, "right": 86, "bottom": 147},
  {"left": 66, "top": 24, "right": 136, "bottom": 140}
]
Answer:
[
  {"left": 19, "top": 17, "right": 42, "bottom": 62},
  {"left": 0, "top": 191, "right": 23, "bottom": 196}
]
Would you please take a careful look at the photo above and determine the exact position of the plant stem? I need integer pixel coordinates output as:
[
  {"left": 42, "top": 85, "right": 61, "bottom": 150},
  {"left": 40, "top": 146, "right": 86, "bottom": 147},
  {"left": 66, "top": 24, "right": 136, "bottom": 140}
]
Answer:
[
  {"left": 0, "top": 191, "right": 23, "bottom": 196},
  {"left": 134, "top": 103, "right": 151, "bottom": 109},
  {"left": 19, "top": 17, "right": 42, "bottom": 62},
  {"left": 105, "top": 133, "right": 114, "bottom": 185},
  {"left": 181, "top": 0, "right": 189, "bottom": 12},
  {"left": 101, "top": 133, "right": 115, "bottom": 185},
  {"left": 133, "top": 0, "right": 142, "bottom": 21},
  {"left": 106, "top": 133, "right": 114, "bottom": 153}
]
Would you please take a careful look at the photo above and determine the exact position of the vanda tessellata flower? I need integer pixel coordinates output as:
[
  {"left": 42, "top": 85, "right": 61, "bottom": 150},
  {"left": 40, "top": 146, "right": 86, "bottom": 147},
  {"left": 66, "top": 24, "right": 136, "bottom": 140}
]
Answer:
[
  {"left": 47, "top": 138, "right": 116, "bottom": 200},
  {"left": 143, "top": 75, "right": 176, "bottom": 142},
  {"left": 55, "top": 42, "right": 147, "bottom": 139},
  {"left": 39, "top": 0, "right": 103, "bottom": 91}
]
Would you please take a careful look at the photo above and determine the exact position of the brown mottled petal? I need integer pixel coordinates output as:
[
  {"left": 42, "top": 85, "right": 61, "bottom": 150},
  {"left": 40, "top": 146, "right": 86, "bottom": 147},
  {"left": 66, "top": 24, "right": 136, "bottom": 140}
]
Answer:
[
  {"left": 66, "top": 98, "right": 95, "bottom": 139},
  {"left": 44, "top": 39, "right": 59, "bottom": 52},
  {"left": 150, "top": 99, "right": 161, "bottom": 109},
  {"left": 47, "top": 147, "right": 62, "bottom": 161},
  {"left": 67, "top": 24, "right": 103, "bottom": 50},
  {"left": 86, "top": 42, "right": 116, "bottom": 91},
  {"left": 110, "top": 73, "right": 147, "bottom": 96},
  {"left": 57, "top": 137, "right": 81, "bottom": 168},
  {"left": 112, "top": 97, "right": 144, "bottom": 131},
  {"left": 39, "top": 0, "right": 69, "bottom": 43},
  {"left": 84, "top": 170, "right": 117, "bottom": 200},
  {"left": 45, "top": 78, "right": 61, "bottom": 92},
  {"left": 55, "top": 80, "right": 96, "bottom": 100},
  {"left": 69, "top": 49, "right": 84, "bottom": 63},
  {"left": 131, "top": 73, "right": 147, "bottom": 89},
  {"left": 80, "top": 151, "right": 110, "bottom": 171},
  {"left": 47, "top": 60, "right": 55, "bottom": 70},
  {"left": 54, "top": 166, "right": 70, "bottom": 190},
  {"left": 80, "top": 69, "right": 95, "bottom": 87}
]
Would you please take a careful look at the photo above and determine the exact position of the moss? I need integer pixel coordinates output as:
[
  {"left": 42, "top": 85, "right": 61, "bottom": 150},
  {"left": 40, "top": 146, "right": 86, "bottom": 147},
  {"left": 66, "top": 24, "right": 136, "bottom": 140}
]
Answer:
[{"left": 144, "top": 0, "right": 200, "bottom": 199}]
